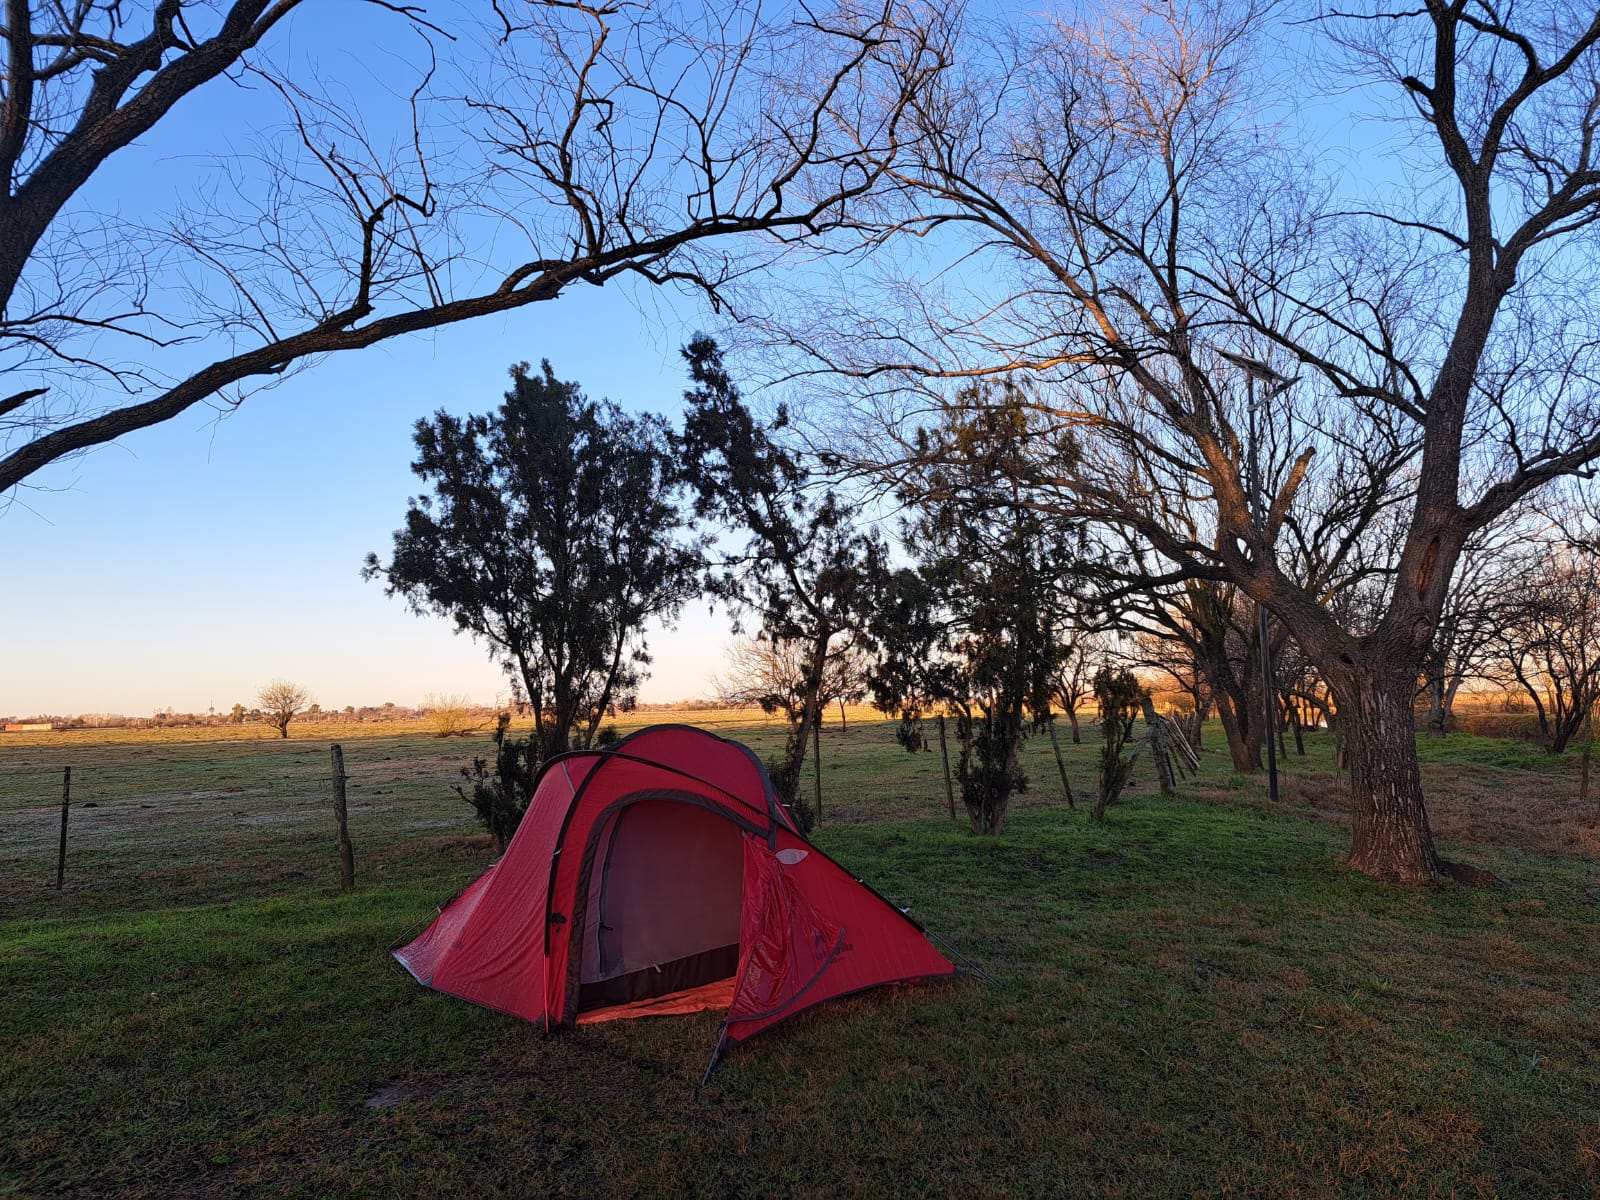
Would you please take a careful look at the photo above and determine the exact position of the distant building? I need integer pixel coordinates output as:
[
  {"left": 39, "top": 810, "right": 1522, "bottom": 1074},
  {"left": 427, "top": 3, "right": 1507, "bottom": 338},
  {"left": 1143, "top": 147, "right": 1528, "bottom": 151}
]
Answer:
[{"left": 3, "top": 723, "right": 53, "bottom": 732}]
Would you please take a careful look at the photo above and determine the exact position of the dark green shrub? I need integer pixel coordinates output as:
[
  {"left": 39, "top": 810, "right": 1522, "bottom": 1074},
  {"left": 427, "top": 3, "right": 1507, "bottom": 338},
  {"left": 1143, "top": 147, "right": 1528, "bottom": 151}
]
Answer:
[
  {"left": 1093, "top": 668, "right": 1144, "bottom": 821},
  {"left": 455, "top": 713, "right": 540, "bottom": 850}
]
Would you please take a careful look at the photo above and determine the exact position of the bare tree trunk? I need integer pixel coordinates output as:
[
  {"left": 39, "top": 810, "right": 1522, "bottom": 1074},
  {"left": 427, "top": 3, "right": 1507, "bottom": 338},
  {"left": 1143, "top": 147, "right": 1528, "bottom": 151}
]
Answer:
[
  {"left": 778, "top": 629, "right": 834, "bottom": 808},
  {"left": 988, "top": 693, "right": 1026, "bottom": 835},
  {"left": 1424, "top": 676, "right": 1449, "bottom": 739},
  {"left": 583, "top": 632, "right": 631, "bottom": 748},
  {"left": 1334, "top": 669, "right": 1443, "bottom": 884},
  {"left": 1213, "top": 690, "right": 1262, "bottom": 773},
  {"left": 1065, "top": 703, "right": 1082, "bottom": 744}
]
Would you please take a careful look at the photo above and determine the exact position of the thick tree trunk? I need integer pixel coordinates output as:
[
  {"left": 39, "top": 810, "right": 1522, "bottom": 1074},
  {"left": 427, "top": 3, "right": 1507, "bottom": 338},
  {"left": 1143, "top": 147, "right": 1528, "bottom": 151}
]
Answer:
[
  {"left": 1423, "top": 676, "right": 1448, "bottom": 739},
  {"left": 1334, "top": 666, "right": 1444, "bottom": 884},
  {"left": 777, "top": 629, "right": 835, "bottom": 807},
  {"left": 1212, "top": 689, "right": 1261, "bottom": 773}
]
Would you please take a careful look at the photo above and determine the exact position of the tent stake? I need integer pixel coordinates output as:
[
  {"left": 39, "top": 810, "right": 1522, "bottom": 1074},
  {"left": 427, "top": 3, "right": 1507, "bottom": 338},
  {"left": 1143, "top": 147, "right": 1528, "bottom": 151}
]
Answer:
[{"left": 700, "top": 1026, "right": 730, "bottom": 1086}]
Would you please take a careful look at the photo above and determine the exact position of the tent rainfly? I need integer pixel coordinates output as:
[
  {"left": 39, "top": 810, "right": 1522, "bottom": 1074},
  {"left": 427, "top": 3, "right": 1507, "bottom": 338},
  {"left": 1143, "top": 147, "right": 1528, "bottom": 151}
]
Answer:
[{"left": 394, "top": 724, "right": 957, "bottom": 1076}]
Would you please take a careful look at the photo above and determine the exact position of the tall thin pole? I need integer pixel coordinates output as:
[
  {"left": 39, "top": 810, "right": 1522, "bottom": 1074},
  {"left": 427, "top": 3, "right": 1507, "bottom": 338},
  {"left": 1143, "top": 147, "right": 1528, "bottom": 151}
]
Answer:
[
  {"left": 812, "top": 717, "right": 823, "bottom": 826},
  {"left": 937, "top": 713, "right": 956, "bottom": 819},
  {"left": 331, "top": 744, "right": 354, "bottom": 891},
  {"left": 1046, "top": 711, "right": 1075, "bottom": 808},
  {"left": 1247, "top": 373, "right": 1281, "bottom": 805},
  {"left": 56, "top": 766, "right": 71, "bottom": 890}
]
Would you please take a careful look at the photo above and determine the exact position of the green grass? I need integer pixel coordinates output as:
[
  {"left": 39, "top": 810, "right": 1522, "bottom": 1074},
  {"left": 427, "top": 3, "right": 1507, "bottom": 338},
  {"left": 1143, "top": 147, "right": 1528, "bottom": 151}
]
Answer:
[{"left": 2, "top": 718, "right": 1598, "bottom": 1197}]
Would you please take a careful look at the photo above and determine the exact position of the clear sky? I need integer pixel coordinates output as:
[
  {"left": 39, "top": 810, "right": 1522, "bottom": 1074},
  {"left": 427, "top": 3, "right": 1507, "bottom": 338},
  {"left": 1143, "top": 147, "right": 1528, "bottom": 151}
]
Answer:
[{"left": 0, "top": 282, "right": 736, "bottom": 718}]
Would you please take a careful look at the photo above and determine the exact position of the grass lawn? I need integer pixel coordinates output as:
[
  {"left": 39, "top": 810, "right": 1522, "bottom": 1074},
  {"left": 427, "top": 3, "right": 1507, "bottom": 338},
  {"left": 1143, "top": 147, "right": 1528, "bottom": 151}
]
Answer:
[{"left": 2, "top": 715, "right": 1597, "bottom": 1197}]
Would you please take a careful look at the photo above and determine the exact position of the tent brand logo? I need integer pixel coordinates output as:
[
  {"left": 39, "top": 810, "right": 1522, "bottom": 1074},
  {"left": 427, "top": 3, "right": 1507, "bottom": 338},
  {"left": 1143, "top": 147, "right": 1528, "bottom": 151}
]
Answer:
[{"left": 775, "top": 848, "right": 809, "bottom": 866}]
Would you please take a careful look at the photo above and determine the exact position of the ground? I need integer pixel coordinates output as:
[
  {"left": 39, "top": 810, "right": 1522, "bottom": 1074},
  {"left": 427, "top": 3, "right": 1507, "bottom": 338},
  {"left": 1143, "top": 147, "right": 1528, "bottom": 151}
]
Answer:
[{"left": 1, "top": 713, "right": 1597, "bottom": 1197}]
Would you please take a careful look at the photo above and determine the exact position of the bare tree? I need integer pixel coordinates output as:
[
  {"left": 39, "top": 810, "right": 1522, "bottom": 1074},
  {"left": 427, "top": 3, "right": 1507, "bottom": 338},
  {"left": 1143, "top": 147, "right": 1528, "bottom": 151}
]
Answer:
[
  {"left": 1498, "top": 538, "right": 1600, "bottom": 753},
  {"left": 784, "top": 0, "right": 1600, "bottom": 883},
  {"left": 423, "top": 692, "right": 485, "bottom": 739},
  {"left": 1417, "top": 520, "right": 1535, "bottom": 737},
  {"left": 257, "top": 678, "right": 309, "bottom": 739},
  {"left": 0, "top": 0, "right": 919, "bottom": 497},
  {"left": 1049, "top": 627, "right": 1112, "bottom": 744},
  {"left": 713, "top": 634, "right": 870, "bottom": 722}
]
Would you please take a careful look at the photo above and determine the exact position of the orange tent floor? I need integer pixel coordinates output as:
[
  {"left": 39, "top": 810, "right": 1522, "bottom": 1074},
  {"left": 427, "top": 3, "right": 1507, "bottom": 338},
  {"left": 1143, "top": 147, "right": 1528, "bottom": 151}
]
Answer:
[{"left": 575, "top": 977, "right": 736, "bottom": 1025}]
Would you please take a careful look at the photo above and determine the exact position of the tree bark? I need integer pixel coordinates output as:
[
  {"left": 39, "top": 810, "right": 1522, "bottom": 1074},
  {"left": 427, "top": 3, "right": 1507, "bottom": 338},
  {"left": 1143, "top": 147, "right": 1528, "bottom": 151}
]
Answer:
[
  {"left": 1334, "top": 666, "right": 1443, "bottom": 884},
  {"left": 1423, "top": 675, "right": 1450, "bottom": 739},
  {"left": 1212, "top": 688, "right": 1262, "bottom": 774},
  {"left": 777, "top": 628, "right": 834, "bottom": 807}
]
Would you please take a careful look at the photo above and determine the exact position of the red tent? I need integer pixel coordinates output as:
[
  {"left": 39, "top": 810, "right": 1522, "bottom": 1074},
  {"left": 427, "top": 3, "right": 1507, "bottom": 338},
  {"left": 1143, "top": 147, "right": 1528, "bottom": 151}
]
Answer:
[{"left": 395, "top": 724, "right": 956, "bottom": 1074}]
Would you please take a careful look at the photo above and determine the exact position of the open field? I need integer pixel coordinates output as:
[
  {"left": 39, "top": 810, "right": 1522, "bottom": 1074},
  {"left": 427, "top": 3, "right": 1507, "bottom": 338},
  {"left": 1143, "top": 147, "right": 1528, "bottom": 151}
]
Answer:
[{"left": 3, "top": 716, "right": 1598, "bottom": 1197}]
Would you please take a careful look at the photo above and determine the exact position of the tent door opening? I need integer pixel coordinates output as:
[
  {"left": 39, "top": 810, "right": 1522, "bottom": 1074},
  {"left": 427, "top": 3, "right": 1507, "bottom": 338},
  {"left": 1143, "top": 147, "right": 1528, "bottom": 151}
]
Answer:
[{"left": 576, "top": 799, "right": 743, "bottom": 1015}]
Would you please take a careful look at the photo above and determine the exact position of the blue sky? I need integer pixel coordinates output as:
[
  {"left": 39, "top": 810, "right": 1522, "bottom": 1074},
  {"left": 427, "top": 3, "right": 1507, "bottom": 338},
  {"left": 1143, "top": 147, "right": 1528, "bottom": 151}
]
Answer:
[{"left": 0, "top": 283, "right": 734, "bottom": 717}]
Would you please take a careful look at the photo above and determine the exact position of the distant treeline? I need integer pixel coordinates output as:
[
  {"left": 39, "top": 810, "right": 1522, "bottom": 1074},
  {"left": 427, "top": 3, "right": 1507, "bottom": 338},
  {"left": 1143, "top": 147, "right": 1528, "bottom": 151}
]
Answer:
[{"left": 0, "top": 697, "right": 731, "bottom": 731}]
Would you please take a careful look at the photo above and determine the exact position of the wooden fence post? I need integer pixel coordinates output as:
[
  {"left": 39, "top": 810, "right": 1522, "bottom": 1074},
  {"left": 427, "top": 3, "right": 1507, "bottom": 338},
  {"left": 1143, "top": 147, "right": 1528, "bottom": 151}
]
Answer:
[
  {"left": 812, "top": 719, "right": 823, "bottom": 826},
  {"left": 936, "top": 714, "right": 955, "bottom": 819},
  {"left": 56, "top": 766, "right": 70, "bottom": 890},
  {"left": 1045, "top": 712, "right": 1075, "bottom": 809},
  {"left": 331, "top": 744, "right": 355, "bottom": 891},
  {"left": 1140, "top": 697, "right": 1176, "bottom": 797}
]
